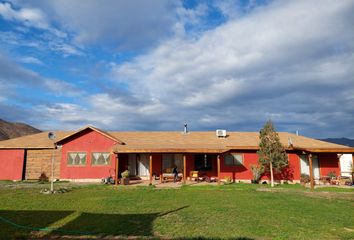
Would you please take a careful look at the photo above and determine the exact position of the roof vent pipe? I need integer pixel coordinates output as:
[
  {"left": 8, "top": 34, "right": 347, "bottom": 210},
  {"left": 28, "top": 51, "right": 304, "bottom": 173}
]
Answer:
[{"left": 183, "top": 123, "right": 188, "bottom": 134}]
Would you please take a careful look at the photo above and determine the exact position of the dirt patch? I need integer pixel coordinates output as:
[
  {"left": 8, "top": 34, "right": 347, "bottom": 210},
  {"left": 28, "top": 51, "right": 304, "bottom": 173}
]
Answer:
[{"left": 257, "top": 187, "right": 354, "bottom": 201}]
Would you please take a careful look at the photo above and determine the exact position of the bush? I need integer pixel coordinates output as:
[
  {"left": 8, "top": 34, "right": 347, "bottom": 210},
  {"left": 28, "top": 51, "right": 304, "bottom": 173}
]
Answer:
[
  {"left": 300, "top": 174, "right": 310, "bottom": 183},
  {"left": 121, "top": 170, "right": 130, "bottom": 178},
  {"left": 39, "top": 172, "right": 49, "bottom": 183},
  {"left": 327, "top": 171, "right": 337, "bottom": 179},
  {"left": 250, "top": 164, "right": 263, "bottom": 183}
]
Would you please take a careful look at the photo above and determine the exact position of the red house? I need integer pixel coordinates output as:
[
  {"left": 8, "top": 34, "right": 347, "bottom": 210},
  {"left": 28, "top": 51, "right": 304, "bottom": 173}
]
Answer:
[{"left": 0, "top": 126, "right": 353, "bottom": 186}]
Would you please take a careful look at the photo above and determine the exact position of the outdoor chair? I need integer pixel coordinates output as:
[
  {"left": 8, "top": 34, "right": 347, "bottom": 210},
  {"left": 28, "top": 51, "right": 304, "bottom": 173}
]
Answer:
[{"left": 190, "top": 171, "right": 199, "bottom": 182}]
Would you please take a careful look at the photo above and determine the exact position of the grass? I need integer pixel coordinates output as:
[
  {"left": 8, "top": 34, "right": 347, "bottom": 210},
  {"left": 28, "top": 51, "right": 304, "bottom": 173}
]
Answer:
[{"left": 0, "top": 182, "right": 353, "bottom": 239}]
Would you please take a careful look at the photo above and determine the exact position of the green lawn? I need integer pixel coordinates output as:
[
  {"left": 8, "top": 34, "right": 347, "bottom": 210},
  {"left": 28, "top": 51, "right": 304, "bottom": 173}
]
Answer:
[{"left": 0, "top": 182, "right": 353, "bottom": 240}]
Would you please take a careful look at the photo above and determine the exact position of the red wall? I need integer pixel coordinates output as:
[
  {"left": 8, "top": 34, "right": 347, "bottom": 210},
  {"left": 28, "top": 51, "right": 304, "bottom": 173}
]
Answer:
[
  {"left": 219, "top": 152, "right": 301, "bottom": 181},
  {"left": 0, "top": 149, "right": 25, "bottom": 180},
  {"left": 152, "top": 154, "right": 162, "bottom": 176},
  {"left": 60, "top": 129, "right": 118, "bottom": 179},
  {"left": 319, "top": 153, "right": 340, "bottom": 177}
]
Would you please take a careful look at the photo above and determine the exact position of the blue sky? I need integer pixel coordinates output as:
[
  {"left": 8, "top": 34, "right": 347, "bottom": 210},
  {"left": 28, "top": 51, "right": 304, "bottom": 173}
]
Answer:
[{"left": 0, "top": 0, "right": 353, "bottom": 138}]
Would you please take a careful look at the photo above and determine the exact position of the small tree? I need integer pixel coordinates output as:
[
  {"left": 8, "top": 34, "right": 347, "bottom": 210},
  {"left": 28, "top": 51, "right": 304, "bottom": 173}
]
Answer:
[{"left": 257, "top": 120, "right": 288, "bottom": 187}]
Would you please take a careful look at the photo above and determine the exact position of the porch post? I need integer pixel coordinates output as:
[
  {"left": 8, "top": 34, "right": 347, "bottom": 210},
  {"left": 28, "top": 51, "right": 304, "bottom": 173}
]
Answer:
[
  {"left": 183, "top": 154, "right": 187, "bottom": 184},
  {"left": 308, "top": 153, "right": 314, "bottom": 190},
  {"left": 352, "top": 154, "right": 354, "bottom": 184},
  {"left": 115, "top": 153, "right": 119, "bottom": 185},
  {"left": 149, "top": 154, "right": 153, "bottom": 185},
  {"left": 217, "top": 154, "right": 221, "bottom": 185},
  {"left": 337, "top": 154, "right": 342, "bottom": 178}
]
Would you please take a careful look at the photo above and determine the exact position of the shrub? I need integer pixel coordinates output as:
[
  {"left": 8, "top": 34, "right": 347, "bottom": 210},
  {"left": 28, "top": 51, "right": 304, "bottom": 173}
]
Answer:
[
  {"left": 250, "top": 164, "right": 263, "bottom": 183},
  {"left": 39, "top": 172, "right": 49, "bottom": 183},
  {"left": 327, "top": 171, "right": 337, "bottom": 179},
  {"left": 300, "top": 174, "right": 310, "bottom": 183},
  {"left": 121, "top": 170, "right": 130, "bottom": 178}
]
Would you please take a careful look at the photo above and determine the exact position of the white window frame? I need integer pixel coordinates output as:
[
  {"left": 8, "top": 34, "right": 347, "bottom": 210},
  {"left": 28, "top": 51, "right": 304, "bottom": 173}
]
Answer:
[
  {"left": 91, "top": 152, "right": 111, "bottom": 166},
  {"left": 224, "top": 153, "right": 244, "bottom": 166}
]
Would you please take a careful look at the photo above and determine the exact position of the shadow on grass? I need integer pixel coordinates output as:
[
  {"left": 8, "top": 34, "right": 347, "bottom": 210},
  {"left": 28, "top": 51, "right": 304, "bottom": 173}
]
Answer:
[
  {"left": 0, "top": 206, "right": 200, "bottom": 239},
  {"left": 0, "top": 207, "right": 254, "bottom": 239},
  {"left": 0, "top": 210, "right": 74, "bottom": 239},
  {"left": 176, "top": 238, "right": 254, "bottom": 240}
]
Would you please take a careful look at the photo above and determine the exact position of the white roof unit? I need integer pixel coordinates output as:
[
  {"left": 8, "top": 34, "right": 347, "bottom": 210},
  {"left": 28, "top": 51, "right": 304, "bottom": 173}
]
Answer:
[{"left": 216, "top": 129, "right": 227, "bottom": 138}]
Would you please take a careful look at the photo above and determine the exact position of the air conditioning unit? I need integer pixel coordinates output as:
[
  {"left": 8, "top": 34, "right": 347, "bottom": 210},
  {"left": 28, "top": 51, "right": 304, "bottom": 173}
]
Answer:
[{"left": 216, "top": 129, "right": 227, "bottom": 138}]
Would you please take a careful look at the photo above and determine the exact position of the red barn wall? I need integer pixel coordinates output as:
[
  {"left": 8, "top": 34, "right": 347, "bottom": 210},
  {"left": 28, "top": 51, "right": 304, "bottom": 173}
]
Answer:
[
  {"left": 60, "top": 129, "right": 117, "bottom": 179},
  {"left": 319, "top": 153, "right": 340, "bottom": 177},
  {"left": 219, "top": 152, "right": 301, "bottom": 181},
  {"left": 0, "top": 149, "right": 25, "bottom": 180}
]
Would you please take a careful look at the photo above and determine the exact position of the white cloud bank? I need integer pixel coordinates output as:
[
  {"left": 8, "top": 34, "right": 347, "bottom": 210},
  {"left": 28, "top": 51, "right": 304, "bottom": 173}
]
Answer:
[
  {"left": 1, "top": 0, "right": 353, "bottom": 138},
  {"left": 30, "top": 0, "right": 354, "bottom": 138}
]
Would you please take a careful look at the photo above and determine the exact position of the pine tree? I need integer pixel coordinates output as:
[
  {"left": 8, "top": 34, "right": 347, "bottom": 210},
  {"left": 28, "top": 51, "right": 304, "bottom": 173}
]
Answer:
[{"left": 257, "top": 120, "right": 288, "bottom": 187}]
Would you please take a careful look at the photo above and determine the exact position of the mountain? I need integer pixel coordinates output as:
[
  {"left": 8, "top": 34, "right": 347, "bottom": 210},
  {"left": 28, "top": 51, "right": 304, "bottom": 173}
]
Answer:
[
  {"left": 0, "top": 119, "right": 41, "bottom": 141},
  {"left": 320, "top": 138, "right": 354, "bottom": 147}
]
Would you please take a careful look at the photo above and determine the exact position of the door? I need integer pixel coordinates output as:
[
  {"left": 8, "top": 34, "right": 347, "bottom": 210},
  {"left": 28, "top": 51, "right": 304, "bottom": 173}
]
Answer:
[
  {"left": 137, "top": 154, "right": 150, "bottom": 176},
  {"left": 162, "top": 154, "right": 183, "bottom": 172},
  {"left": 128, "top": 154, "right": 137, "bottom": 176},
  {"left": 300, "top": 155, "right": 320, "bottom": 179}
]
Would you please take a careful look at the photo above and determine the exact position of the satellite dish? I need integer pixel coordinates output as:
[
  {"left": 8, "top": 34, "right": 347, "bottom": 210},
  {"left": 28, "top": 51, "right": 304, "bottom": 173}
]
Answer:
[{"left": 48, "top": 132, "right": 56, "bottom": 140}]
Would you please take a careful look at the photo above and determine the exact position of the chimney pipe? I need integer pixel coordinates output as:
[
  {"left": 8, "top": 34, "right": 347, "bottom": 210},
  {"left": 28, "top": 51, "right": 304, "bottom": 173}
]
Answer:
[{"left": 184, "top": 123, "right": 188, "bottom": 134}]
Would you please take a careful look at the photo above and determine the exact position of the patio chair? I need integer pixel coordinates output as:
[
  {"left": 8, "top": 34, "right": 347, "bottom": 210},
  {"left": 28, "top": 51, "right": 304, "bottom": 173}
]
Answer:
[{"left": 190, "top": 171, "right": 199, "bottom": 182}]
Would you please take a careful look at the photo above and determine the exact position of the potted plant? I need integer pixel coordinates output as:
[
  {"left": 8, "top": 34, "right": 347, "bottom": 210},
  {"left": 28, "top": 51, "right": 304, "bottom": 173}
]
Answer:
[
  {"left": 224, "top": 176, "right": 232, "bottom": 184},
  {"left": 300, "top": 173, "right": 310, "bottom": 186},
  {"left": 250, "top": 164, "right": 263, "bottom": 184},
  {"left": 327, "top": 171, "right": 337, "bottom": 180},
  {"left": 121, "top": 170, "right": 130, "bottom": 185}
]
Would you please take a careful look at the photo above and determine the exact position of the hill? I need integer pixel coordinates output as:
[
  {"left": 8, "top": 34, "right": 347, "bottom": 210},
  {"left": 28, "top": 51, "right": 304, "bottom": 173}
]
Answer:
[
  {"left": 0, "top": 119, "right": 41, "bottom": 141},
  {"left": 320, "top": 138, "right": 354, "bottom": 147}
]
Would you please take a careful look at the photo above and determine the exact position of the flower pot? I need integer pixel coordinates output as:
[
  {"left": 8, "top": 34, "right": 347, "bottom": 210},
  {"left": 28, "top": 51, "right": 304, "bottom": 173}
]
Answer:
[{"left": 122, "top": 178, "right": 130, "bottom": 185}]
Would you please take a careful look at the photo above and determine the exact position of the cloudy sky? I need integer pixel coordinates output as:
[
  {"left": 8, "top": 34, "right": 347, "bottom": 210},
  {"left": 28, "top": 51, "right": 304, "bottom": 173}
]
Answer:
[{"left": 0, "top": 0, "right": 353, "bottom": 138}]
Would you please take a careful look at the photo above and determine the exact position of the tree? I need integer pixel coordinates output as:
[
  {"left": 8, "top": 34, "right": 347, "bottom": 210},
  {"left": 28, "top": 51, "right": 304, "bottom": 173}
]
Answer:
[{"left": 257, "top": 120, "right": 288, "bottom": 187}]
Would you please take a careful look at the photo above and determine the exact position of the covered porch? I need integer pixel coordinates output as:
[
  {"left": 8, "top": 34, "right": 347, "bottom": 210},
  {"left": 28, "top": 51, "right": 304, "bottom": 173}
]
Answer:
[
  {"left": 297, "top": 148, "right": 354, "bottom": 190},
  {"left": 113, "top": 151, "right": 225, "bottom": 185}
]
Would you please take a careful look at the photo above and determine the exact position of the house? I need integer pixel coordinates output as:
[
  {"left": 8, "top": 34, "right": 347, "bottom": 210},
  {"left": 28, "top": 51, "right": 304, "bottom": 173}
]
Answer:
[{"left": 0, "top": 126, "right": 353, "bottom": 185}]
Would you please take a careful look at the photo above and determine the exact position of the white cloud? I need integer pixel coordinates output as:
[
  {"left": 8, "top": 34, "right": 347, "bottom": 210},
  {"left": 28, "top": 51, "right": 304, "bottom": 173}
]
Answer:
[
  {"left": 0, "top": 2, "right": 66, "bottom": 37},
  {"left": 18, "top": 56, "right": 43, "bottom": 65},
  {"left": 19, "top": 0, "right": 181, "bottom": 50},
  {"left": 105, "top": 0, "right": 354, "bottom": 137},
  {"left": 1, "top": 0, "right": 353, "bottom": 138},
  {"left": 0, "top": 2, "right": 47, "bottom": 27}
]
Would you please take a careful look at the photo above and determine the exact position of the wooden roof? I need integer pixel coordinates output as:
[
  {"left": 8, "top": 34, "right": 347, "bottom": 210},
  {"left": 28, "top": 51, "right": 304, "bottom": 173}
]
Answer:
[
  {"left": 110, "top": 132, "right": 354, "bottom": 153},
  {"left": 0, "top": 129, "right": 353, "bottom": 153},
  {"left": 56, "top": 126, "right": 124, "bottom": 145},
  {"left": 0, "top": 131, "right": 73, "bottom": 149}
]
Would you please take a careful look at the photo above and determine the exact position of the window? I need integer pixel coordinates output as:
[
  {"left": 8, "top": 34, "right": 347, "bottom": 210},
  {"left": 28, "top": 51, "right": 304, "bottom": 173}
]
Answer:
[
  {"left": 92, "top": 152, "right": 111, "bottom": 165},
  {"left": 67, "top": 152, "right": 86, "bottom": 165},
  {"left": 224, "top": 153, "right": 243, "bottom": 166},
  {"left": 195, "top": 154, "right": 213, "bottom": 171},
  {"left": 162, "top": 154, "right": 182, "bottom": 171}
]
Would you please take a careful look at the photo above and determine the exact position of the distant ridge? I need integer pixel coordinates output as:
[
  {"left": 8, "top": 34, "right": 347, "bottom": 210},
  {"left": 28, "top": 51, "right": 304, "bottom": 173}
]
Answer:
[
  {"left": 0, "top": 119, "right": 41, "bottom": 141},
  {"left": 320, "top": 138, "right": 354, "bottom": 147}
]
